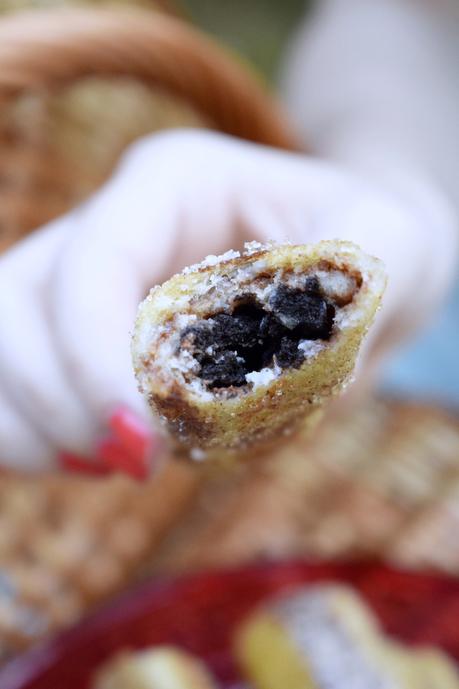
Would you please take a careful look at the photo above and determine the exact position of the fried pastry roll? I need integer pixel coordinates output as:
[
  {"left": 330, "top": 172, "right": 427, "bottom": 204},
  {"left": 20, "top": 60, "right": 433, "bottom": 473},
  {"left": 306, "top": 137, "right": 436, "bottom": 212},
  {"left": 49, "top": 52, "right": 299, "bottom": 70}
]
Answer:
[{"left": 132, "top": 241, "right": 385, "bottom": 458}]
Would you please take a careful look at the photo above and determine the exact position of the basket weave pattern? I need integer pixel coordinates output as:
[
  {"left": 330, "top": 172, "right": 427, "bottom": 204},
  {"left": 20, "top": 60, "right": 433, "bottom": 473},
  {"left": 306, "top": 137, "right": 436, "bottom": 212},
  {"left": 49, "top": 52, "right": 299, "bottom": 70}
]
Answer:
[
  {"left": 154, "top": 399, "right": 459, "bottom": 575},
  {"left": 1, "top": 398, "right": 458, "bottom": 663},
  {"left": 0, "top": 5, "right": 297, "bottom": 250}
]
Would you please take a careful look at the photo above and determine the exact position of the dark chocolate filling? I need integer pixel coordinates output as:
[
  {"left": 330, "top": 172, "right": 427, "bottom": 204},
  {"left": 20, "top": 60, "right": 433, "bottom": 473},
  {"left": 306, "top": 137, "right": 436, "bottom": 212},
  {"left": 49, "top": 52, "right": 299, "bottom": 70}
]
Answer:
[{"left": 180, "top": 276, "right": 335, "bottom": 389}]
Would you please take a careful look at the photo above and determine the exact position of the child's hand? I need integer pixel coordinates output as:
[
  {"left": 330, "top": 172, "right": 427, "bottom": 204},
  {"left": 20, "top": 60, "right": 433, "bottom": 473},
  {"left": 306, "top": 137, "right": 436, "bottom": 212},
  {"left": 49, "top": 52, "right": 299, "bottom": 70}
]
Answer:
[{"left": 0, "top": 130, "right": 454, "bottom": 472}]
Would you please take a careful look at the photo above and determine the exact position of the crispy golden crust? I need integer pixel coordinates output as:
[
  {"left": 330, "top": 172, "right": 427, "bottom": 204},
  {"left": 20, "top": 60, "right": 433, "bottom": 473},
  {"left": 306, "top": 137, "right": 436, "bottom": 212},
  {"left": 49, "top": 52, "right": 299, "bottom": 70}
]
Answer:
[{"left": 132, "top": 241, "right": 386, "bottom": 458}]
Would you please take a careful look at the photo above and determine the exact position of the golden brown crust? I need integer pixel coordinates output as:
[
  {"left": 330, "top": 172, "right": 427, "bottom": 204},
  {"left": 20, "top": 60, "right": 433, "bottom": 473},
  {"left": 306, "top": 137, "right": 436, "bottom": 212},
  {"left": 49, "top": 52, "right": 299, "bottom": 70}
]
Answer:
[{"left": 132, "top": 241, "right": 386, "bottom": 459}]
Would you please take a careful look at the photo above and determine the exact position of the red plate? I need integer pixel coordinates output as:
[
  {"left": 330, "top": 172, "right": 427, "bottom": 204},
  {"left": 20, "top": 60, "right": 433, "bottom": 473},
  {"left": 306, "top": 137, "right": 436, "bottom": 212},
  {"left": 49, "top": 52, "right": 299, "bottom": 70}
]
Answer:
[{"left": 1, "top": 561, "right": 459, "bottom": 689}]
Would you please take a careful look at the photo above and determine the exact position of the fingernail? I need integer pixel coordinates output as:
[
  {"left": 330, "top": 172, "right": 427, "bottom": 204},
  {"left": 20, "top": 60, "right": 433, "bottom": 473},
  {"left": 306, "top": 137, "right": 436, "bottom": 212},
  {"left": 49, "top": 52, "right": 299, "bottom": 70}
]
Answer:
[
  {"left": 96, "top": 436, "right": 149, "bottom": 480},
  {"left": 58, "top": 451, "right": 110, "bottom": 476},
  {"left": 60, "top": 409, "right": 161, "bottom": 480},
  {"left": 109, "top": 407, "right": 154, "bottom": 454},
  {"left": 108, "top": 406, "right": 162, "bottom": 475}
]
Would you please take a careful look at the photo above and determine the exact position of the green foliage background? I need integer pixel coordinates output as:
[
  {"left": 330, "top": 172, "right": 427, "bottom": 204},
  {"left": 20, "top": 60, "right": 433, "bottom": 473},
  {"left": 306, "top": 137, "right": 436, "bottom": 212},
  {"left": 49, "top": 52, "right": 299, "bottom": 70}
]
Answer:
[{"left": 181, "top": 0, "right": 306, "bottom": 80}]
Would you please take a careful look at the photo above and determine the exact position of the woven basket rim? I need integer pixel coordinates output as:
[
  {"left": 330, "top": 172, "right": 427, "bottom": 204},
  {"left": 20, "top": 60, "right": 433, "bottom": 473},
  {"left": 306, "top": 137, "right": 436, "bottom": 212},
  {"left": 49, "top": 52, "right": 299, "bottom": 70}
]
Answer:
[{"left": 0, "top": 5, "right": 299, "bottom": 150}]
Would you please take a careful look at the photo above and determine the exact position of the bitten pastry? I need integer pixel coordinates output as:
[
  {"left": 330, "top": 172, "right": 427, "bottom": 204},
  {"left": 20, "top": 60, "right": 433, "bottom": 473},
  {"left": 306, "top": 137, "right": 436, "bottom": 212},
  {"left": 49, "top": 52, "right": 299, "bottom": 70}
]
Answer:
[
  {"left": 132, "top": 241, "right": 386, "bottom": 458},
  {"left": 235, "top": 584, "right": 459, "bottom": 689},
  {"left": 93, "top": 647, "right": 217, "bottom": 689}
]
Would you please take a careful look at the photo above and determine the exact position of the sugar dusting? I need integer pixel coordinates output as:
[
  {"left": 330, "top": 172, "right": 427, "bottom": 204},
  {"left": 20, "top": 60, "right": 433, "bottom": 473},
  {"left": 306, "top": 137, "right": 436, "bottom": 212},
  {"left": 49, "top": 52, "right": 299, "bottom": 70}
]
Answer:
[
  {"left": 298, "top": 341, "right": 325, "bottom": 357},
  {"left": 243, "top": 240, "right": 276, "bottom": 255},
  {"left": 182, "top": 249, "right": 241, "bottom": 275},
  {"left": 180, "top": 241, "right": 278, "bottom": 275},
  {"left": 272, "top": 587, "right": 396, "bottom": 689}
]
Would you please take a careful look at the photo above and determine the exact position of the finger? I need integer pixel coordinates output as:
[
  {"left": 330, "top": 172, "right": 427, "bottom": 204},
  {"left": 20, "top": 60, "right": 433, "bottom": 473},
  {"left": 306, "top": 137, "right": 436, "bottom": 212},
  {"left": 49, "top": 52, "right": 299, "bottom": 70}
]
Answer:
[
  {"left": 49, "top": 129, "right": 422, "bottom": 430},
  {"left": 0, "top": 220, "right": 98, "bottom": 455},
  {"left": 0, "top": 388, "right": 54, "bottom": 471},
  {"left": 50, "top": 131, "right": 360, "bottom": 424},
  {"left": 50, "top": 132, "right": 253, "bottom": 423}
]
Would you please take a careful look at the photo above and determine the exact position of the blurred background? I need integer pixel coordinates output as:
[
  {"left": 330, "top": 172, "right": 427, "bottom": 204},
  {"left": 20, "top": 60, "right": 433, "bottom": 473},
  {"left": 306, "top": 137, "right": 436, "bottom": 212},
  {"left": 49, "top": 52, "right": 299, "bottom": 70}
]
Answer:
[
  {"left": 0, "top": 0, "right": 458, "bottom": 673},
  {"left": 181, "top": 0, "right": 459, "bottom": 408}
]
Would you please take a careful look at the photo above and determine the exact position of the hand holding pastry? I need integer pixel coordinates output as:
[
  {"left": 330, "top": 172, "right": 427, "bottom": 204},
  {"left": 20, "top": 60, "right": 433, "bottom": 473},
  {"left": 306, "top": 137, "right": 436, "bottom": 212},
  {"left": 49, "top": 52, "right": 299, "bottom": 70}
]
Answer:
[
  {"left": 132, "top": 239, "right": 385, "bottom": 458},
  {"left": 0, "top": 130, "right": 452, "bottom": 471}
]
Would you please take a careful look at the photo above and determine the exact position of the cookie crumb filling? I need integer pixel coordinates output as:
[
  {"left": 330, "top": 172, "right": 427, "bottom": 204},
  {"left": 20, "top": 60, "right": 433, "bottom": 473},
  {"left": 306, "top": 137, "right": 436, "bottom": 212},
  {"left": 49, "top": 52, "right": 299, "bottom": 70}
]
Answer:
[
  {"left": 132, "top": 240, "right": 385, "bottom": 455},
  {"left": 179, "top": 275, "right": 350, "bottom": 391}
]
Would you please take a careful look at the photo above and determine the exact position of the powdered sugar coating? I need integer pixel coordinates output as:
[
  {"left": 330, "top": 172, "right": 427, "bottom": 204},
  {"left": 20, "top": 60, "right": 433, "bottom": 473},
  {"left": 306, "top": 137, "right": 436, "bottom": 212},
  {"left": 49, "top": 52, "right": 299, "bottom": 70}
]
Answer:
[
  {"left": 271, "top": 587, "right": 396, "bottom": 689},
  {"left": 182, "top": 249, "right": 241, "bottom": 275},
  {"left": 298, "top": 340, "right": 326, "bottom": 357}
]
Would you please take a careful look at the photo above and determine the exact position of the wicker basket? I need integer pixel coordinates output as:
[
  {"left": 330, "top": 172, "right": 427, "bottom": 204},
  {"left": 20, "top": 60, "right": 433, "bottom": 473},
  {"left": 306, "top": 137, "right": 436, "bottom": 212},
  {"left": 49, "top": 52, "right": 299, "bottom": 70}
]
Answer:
[{"left": 0, "top": 4, "right": 298, "bottom": 252}]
